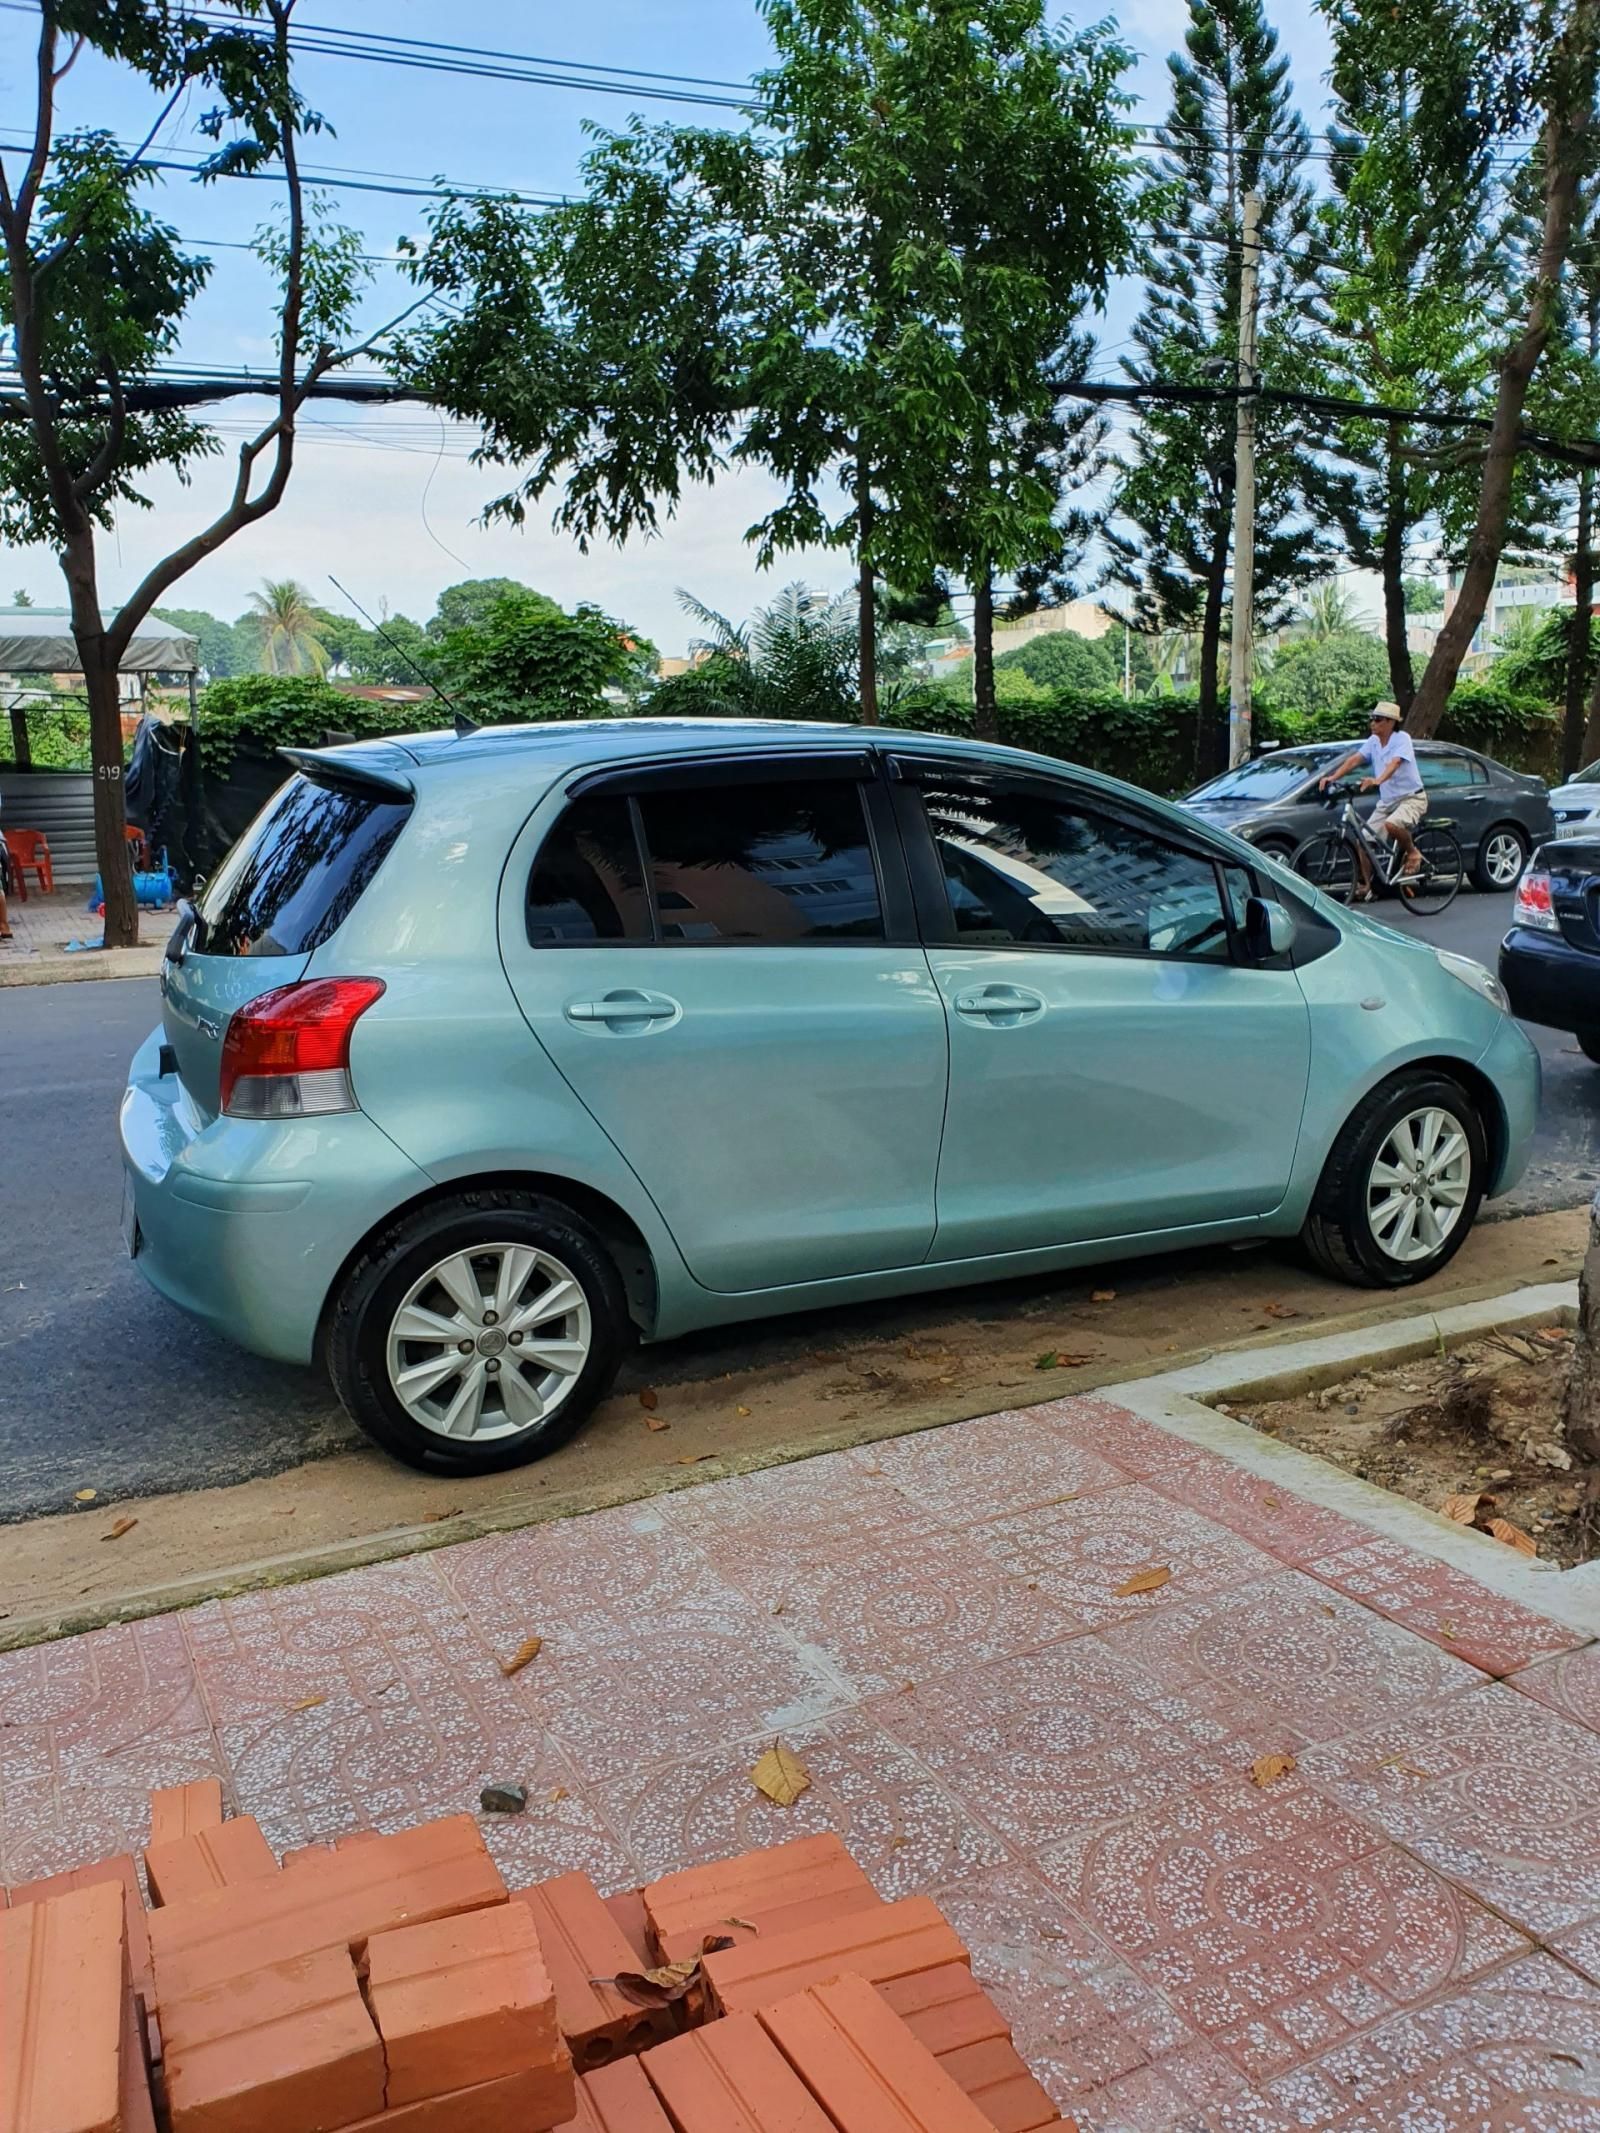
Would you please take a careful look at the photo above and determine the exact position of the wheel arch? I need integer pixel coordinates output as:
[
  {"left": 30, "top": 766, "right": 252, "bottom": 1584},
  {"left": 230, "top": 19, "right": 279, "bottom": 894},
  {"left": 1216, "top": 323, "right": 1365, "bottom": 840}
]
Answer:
[
  {"left": 315, "top": 1170, "right": 661, "bottom": 1363},
  {"left": 1317, "top": 1054, "right": 1507, "bottom": 1202}
]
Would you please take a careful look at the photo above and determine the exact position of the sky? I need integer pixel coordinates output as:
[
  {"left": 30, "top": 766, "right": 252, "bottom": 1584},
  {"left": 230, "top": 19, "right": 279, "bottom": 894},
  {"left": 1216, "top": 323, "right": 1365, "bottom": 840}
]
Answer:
[{"left": 0, "top": 0, "right": 1341, "bottom": 654}]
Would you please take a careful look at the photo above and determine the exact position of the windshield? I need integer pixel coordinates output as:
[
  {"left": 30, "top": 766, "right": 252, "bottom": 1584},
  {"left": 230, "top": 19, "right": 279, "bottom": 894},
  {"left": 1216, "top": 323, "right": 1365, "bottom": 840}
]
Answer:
[
  {"left": 1189, "top": 752, "right": 1327, "bottom": 803},
  {"left": 1572, "top": 760, "right": 1600, "bottom": 785},
  {"left": 195, "top": 773, "right": 411, "bottom": 957}
]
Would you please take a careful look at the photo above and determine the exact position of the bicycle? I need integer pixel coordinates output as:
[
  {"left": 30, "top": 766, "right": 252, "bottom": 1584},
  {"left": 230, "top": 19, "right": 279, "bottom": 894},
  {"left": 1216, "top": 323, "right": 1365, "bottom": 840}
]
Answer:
[{"left": 1292, "top": 786, "right": 1464, "bottom": 917}]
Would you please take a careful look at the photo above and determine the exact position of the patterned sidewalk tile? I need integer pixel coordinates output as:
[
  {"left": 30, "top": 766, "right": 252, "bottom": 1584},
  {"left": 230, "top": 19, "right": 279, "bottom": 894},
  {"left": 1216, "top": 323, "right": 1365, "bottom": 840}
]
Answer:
[
  {"left": 929, "top": 1859, "right": 1253, "bottom": 2133},
  {"left": 1506, "top": 1640, "right": 1600, "bottom": 1732},
  {"left": 601, "top": 1704, "right": 1008, "bottom": 1898},
  {"left": 1227, "top": 1952, "right": 1600, "bottom": 2130},
  {"left": 0, "top": 1726, "right": 225, "bottom": 1887},
  {"left": 1302, "top": 1683, "right": 1600, "bottom": 1937},
  {"left": 1552, "top": 1919, "right": 1600, "bottom": 1987},
  {"left": 658, "top": 1446, "right": 931, "bottom": 1567},
  {"left": 876, "top": 1637, "right": 1289, "bottom": 1854},
  {"left": 0, "top": 1611, "right": 208, "bottom": 1753},
  {"left": 1041, "top": 1774, "right": 1529, "bottom": 2086},
  {"left": 849, "top": 1406, "right": 1127, "bottom": 1529},
  {"left": 1305, "top": 1536, "right": 1589, "bottom": 1678},
  {"left": 1101, "top": 1572, "right": 1482, "bottom": 1749},
  {"left": 982, "top": 1483, "right": 1282, "bottom": 1631},
  {"left": 712, "top": 1522, "right": 1088, "bottom": 1699},
  {"left": 1034, "top": 1396, "right": 1241, "bottom": 1488},
  {"left": 1141, "top": 1462, "right": 1378, "bottom": 1570}
]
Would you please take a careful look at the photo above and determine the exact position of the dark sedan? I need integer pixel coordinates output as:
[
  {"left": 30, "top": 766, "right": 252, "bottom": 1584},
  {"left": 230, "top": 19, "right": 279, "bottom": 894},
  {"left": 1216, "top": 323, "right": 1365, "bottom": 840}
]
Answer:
[
  {"left": 1499, "top": 836, "right": 1600, "bottom": 1062},
  {"left": 1182, "top": 741, "right": 1554, "bottom": 892}
]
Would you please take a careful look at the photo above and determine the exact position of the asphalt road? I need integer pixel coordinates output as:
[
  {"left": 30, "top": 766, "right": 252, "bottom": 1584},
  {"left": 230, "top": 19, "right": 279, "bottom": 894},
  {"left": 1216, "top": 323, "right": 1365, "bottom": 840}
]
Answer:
[{"left": 2, "top": 886, "right": 1596, "bottom": 1522}]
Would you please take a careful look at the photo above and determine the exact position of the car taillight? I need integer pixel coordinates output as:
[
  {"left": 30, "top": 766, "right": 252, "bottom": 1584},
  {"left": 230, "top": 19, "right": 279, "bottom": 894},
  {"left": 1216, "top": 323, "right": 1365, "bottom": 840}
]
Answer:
[
  {"left": 1512, "top": 870, "right": 1559, "bottom": 934},
  {"left": 220, "top": 978, "right": 385, "bottom": 1118}
]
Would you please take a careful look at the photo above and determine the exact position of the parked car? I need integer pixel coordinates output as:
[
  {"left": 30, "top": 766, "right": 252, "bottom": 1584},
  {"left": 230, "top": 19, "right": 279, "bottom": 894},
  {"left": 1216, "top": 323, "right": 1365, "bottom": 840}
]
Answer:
[
  {"left": 1182, "top": 741, "right": 1554, "bottom": 892},
  {"left": 122, "top": 719, "right": 1539, "bottom": 1472},
  {"left": 1548, "top": 760, "right": 1600, "bottom": 837},
  {"left": 1499, "top": 833, "right": 1600, "bottom": 1060}
]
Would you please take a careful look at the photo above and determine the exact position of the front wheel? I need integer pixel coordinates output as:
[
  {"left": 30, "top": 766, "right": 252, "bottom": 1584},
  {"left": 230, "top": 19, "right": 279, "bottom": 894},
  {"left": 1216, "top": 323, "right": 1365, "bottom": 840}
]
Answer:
[
  {"left": 1302, "top": 1073, "right": 1486, "bottom": 1288},
  {"left": 1396, "top": 825, "right": 1464, "bottom": 916},
  {"left": 326, "top": 1191, "right": 629, "bottom": 1472},
  {"left": 1293, "top": 830, "right": 1358, "bottom": 901}
]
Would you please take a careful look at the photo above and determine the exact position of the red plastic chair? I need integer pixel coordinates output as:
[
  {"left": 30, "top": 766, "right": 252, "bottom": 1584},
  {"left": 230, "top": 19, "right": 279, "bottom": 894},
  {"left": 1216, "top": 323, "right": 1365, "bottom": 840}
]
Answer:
[
  {"left": 5, "top": 828, "right": 54, "bottom": 898},
  {"left": 125, "top": 823, "right": 150, "bottom": 871}
]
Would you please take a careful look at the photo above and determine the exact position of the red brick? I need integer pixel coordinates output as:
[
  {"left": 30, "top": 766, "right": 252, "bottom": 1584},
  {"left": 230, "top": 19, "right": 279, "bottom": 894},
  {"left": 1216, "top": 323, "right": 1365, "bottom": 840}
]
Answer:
[
  {"left": 705, "top": 1896, "right": 968, "bottom": 2016},
  {"left": 144, "top": 1816, "right": 279, "bottom": 1909},
  {"left": 644, "top": 1834, "right": 880, "bottom": 1965},
  {"left": 759, "top": 1971, "right": 995, "bottom": 2132},
  {"left": 940, "top": 2040, "right": 1057, "bottom": 2133},
  {"left": 7, "top": 1855, "right": 153, "bottom": 2012},
  {"left": 149, "top": 1781, "right": 225, "bottom": 1850},
  {"left": 561, "top": 2060, "right": 674, "bottom": 2132},
  {"left": 601, "top": 1888, "right": 652, "bottom": 1968},
  {"left": 642, "top": 2013, "right": 836, "bottom": 2132},
  {"left": 365, "top": 1901, "right": 569, "bottom": 2115},
  {"left": 880, "top": 1968, "right": 1055, "bottom": 2129},
  {"left": 160, "top": 1944, "right": 383, "bottom": 2133},
  {"left": 511, "top": 1873, "right": 673, "bottom": 2069},
  {"left": 119, "top": 1983, "right": 158, "bottom": 2133},
  {"left": 1, "top": 1879, "right": 125, "bottom": 2133},
  {"left": 150, "top": 1814, "right": 505, "bottom": 2000},
  {"left": 338, "top": 2065, "right": 573, "bottom": 2133}
]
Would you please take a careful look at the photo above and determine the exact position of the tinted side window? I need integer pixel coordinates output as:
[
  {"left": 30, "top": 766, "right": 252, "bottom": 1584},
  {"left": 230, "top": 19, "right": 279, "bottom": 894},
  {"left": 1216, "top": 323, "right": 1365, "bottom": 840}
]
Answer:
[
  {"left": 196, "top": 775, "right": 411, "bottom": 958},
  {"left": 918, "top": 776, "right": 1233, "bottom": 960},
  {"left": 526, "top": 795, "right": 650, "bottom": 945},
  {"left": 1421, "top": 753, "right": 1478, "bottom": 789},
  {"left": 637, "top": 779, "right": 883, "bottom": 943}
]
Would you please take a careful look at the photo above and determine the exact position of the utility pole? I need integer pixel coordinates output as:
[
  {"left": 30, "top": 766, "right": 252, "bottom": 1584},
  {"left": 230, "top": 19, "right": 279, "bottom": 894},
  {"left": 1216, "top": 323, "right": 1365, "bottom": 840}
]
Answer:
[{"left": 1228, "top": 189, "right": 1261, "bottom": 768}]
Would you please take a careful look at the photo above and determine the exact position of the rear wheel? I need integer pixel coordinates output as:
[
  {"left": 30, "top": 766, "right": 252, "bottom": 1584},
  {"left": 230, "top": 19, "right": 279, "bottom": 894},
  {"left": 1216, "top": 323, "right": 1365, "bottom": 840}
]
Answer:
[
  {"left": 1474, "top": 822, "right": 1529, "bottom": 893},
  {"left": 1302, "top": 1072, "right": 1486, "bottom": 1288},
  {"left": 327, "top": 1191, "right": 629, "bottom": 1471},
  {"left": 1293, "top": 830, "right": 1357, "bottom": 901}
]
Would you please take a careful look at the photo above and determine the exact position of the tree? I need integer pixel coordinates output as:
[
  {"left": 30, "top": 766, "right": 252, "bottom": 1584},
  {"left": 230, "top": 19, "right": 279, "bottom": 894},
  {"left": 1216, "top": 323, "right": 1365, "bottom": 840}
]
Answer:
[
  {"left": 1261, "top": 629, "right": 1391, "bottom": 715},
  {"left": 153, "top": 604, "right": 245, "bottom": 678},
  {"left": 1402, "top": 576, "right": 1446, "bottom": 612},
  {"left": 1408, "top": 0, "right": 1600, "bottom": 737},
  {"left": 244, "top": 578, "right": 329, "bottom": 675},
  {"left": 994, "top": 629, "right": 1119, "bottom": 694},
  {"left": 0, "top": 2, "right": 392, "bottom": 945},
  {"left": 427, "top": 577, "right": 560, "bottom": 637},
  {"left": 1311, "top": 0, "right": 1508, "bottom": 714},
  {"left": 1294, "top": 582, "right": 1370, "bottom": 641},
  {"left": 11, "top": 588, "right": 34, "bottom": 606},
  {"left": 431, "top": 588, "right": 638, "bottom": 720},
  {"left": 402, "top": 0, "right": 1136, "bottom": 725},
  {"left": 1106, "top": 0, "right": 1330, "bottom": 778}
]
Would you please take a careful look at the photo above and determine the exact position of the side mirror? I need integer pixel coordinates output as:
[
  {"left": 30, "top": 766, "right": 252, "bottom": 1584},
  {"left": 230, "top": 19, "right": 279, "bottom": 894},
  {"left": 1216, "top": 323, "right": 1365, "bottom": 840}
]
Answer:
[{"left": 1245, "top": 895, "right": 1294, "bottom": 961}]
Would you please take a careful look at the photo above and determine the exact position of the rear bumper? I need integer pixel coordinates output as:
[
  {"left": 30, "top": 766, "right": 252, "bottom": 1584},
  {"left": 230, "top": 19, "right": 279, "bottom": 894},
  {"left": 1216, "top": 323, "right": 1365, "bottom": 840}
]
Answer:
[
  {"left": 1499, "top": 926, "right": 1600, "bottom": 1038},
  {"left": 120, "top": 1026, "right": 431, "bottom": 1365}
]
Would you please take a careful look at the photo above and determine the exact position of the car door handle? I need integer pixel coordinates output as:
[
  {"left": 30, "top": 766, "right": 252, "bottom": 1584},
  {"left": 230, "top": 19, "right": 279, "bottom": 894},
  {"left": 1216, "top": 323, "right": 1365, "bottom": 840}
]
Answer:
[
  {"left": 953, "top": 984, "right": 1045, "bottom": 1026},
  {"left": 565, "top": 989, "right": 680, "bottom": 1029}
]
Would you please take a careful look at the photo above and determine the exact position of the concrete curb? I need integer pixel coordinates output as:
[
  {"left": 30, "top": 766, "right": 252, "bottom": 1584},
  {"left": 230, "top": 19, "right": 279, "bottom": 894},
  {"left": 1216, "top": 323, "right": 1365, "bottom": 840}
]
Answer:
[
  {"left": 0, "top": 947, "right": 164, "bottom": 986},
  {"left": 1104, "top": 1278, "right": 1600, "bottom": 1638}
]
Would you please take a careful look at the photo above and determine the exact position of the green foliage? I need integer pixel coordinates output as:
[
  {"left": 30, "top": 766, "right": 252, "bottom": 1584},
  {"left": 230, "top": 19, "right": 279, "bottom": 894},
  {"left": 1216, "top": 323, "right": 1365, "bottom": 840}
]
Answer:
[
  {"left": 315, "top": 608, "right": 436, "bottom": 686},
  {"left": 193, "top": 673, "right": 450, "bottom": 773},
  {"left": 153, "top": 606, "right": 247, "bottom": 679},
  {"left": 1402, "top": 576, "right": 1446, "bottom": 613},
  {"left": 431, "top": 591, "right": 638, "bottom": 720},
  {"left": 244, "top": 579, "right": 329, "bottom": 676},
  {"left": 1488, "top": 606, "right": 1600, "bottom": 699},
  {"left": 994, "top": 630, "right": 1119, "bottom": 694},
  {"left": 1261, "top": 630, "right": 1393, "bottom": 716},
  {"left": 427, "top": 578, "right": 561, "bottom": 637}
]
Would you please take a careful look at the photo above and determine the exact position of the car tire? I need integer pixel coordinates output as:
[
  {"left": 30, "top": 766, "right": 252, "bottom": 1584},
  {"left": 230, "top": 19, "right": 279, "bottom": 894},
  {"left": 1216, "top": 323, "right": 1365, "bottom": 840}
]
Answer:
[
  {"left": 1473, "top": 823, "right": 1528, "bottom": 893},
  {"left": 1579, "top": 1030, "right": 1600, "bottom": 1066},
  {"left": 1301, "top": 1072, "right": 1486, "bottom": 1289},
  {"left": 326, "top": 1190, "right": 630, "bottom": 1472},
  {"left": 1253, "top": 837, "right": 1297, "bottom": 864}
]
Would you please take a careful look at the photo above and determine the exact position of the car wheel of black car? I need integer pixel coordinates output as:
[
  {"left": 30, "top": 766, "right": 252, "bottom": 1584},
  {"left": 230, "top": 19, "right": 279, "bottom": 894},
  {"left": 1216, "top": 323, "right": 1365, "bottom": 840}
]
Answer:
[
  {"left": 1473, "top": 823, "right": 1528, "bottom": 892},
  {"left": 1252, "top": 837, "right": 1297, "bottom": 864},
  {"left": 1302, "top": 1072, "right": 1486, "bottom": 1288},
  {"left": 327, "top": 1190, "right": 630, "bottom": 1472}
]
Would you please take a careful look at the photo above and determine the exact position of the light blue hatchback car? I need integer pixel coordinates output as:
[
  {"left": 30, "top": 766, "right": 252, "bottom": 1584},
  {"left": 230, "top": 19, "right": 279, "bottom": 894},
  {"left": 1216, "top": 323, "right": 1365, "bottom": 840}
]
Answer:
[{"left": 120, "top": 718, "right": 1540, "bottom": 1471}]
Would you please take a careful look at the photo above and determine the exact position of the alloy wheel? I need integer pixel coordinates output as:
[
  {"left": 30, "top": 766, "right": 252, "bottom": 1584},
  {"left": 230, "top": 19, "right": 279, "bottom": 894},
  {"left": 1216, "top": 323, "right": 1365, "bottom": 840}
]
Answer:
[
  {"left": 1481, "top": 829, "right": 1526, "bottom": 889},
  {"left": 1365, "top": 1107, "right": 1471, "bottom": 1265},
  {"left": 384, "top": 1243, "right": 592, "bottom": 1441}
]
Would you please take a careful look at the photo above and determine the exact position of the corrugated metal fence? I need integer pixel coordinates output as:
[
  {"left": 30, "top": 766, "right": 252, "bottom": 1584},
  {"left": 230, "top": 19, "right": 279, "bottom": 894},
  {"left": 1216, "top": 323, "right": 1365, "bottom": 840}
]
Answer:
[{"left": 0, "top": 770, "right": 97, "bottom": 880}]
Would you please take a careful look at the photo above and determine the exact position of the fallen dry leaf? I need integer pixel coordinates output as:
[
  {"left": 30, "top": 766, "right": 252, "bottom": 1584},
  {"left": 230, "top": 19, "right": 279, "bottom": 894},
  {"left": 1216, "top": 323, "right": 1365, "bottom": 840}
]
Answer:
[
  {"left": 1090, "top": 1288, "right": 1116, "bottom": 1303},
  {"left": 289, "top": 1695, "right": 327, "bottom": 1713},
  {"left": 1262, "top": 1301, "right": 1302, "bottom": 1320},
  {"left": 1249, "top": 1752, "right": 1297, "bottom": 1787},
  {"left": 1487, "top": 1515, "right": 1538, "bottom": 1557},
  {"left": 1552, "top": 2053, "right": 1583, "bottom": 2069},
  {"left": 422, "top": 1507, "right": 462, "bottom": 1524},
  {"left": 73, "top": 1488, "right": 97, "bottom": 1503},
  {"left": 736, "top": 1404, "right": 751, "bottom": 1418},
  {"left": 102, "top": 1516, "right": 138, "bottom": 1540},
  {"left": 1036, "top": 1349, "right": 1099, "bottom": 1370},
  {"left": 1114, "top": 1565, "right": 1172, "bottom": 1597},
  {"left": 644, "top": 1413, "right": 670, "bottom": 1434},
  {"left": 1439, "top": 1621, "right": 1458, "bottom": 1641},
  {"left": 547, "top": 1786, "right": 569, "bottom": 1804},
  {"left": 675, "top": 1453, "right": 715, "bottom": 1466},
  {"left": 1260, "top": 1495, "right": 1281, "bottom": 1509},
  {"left": 1442, "top": 1491, "right": 1489, "bottom": 1525},
  {"left": 499, "top": 1635, "right": 544, "bottom": 1677},
  {"left": 750, "top": 1740, "right": 811, "bottom": 1807},
  {"left": 724, "top": 1916, "right": 758, "bottom": 1934},
  {"left": 1378, "top": 1754, "right": 1431, "bottom": 1778},
  {"left": 607, "top": 1956, "right": 704, "bottom": 2008},
  {"left": 639, "top": 1387, "right": 659, "bottom": 1411}
]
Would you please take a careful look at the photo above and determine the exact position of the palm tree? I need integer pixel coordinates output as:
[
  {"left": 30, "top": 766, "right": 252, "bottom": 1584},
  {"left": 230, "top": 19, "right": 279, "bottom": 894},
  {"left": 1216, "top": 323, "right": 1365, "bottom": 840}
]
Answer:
[
  {"left": 246, "top": 579, "right": 329, "bottom": 676},
  {"left": 1295, "top": 582, "right": 1365, "bottom": 642}
]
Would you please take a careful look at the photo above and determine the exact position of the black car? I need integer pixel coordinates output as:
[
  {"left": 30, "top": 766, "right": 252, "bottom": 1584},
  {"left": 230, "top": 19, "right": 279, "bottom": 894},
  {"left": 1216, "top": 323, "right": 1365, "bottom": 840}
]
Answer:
[
  {"left": 1499, "top": 835, "right": 1600, "bottom": 1061},
  {"left": 1181, "top": 741, "right": 1554, "bottom": 892}
]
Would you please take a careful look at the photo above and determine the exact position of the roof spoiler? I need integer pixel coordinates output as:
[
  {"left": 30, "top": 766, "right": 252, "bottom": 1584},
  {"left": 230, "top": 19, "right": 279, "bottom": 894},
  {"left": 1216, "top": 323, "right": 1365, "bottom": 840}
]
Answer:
[{"left": 278, "top": 745, "right": 415, "bottom": 800}]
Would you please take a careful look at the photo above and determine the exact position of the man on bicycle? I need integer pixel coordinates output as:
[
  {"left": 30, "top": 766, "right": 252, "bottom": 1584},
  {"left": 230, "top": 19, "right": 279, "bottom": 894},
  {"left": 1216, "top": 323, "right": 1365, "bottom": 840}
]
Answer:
[{"left": 1317, "top": 701, "right": 1427, "bottom": 896}]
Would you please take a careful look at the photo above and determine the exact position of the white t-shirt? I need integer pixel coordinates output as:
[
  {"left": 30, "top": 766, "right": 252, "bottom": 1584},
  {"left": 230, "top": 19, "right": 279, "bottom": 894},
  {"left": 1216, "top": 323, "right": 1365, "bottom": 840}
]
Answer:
[{"left": 1358, "top": 731, "right": 1423, "bottom": 798}]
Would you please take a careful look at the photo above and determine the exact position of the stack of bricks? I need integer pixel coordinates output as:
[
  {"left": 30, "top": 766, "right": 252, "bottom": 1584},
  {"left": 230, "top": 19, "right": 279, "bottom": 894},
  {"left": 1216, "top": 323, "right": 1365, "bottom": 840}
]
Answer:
[{"left": 3, "top": 1798, "right": 1074, "bottom": 2133}]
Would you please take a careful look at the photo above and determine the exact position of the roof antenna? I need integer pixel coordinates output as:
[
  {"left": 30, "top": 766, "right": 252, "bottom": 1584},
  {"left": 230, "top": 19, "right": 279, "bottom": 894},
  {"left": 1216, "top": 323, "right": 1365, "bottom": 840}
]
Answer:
[{"left": 326, "top": 576, "right": 480, "bottom": 736}]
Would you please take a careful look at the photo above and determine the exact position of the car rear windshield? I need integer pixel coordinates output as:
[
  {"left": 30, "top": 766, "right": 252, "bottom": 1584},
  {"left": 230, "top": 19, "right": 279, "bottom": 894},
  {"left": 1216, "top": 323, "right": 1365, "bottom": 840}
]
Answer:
[
  {"left": 1190, "top": 753, "right": 1325, "bottom": 802},
  {"left": 194, "top": 773, "right": 411, "bottom": 957}
]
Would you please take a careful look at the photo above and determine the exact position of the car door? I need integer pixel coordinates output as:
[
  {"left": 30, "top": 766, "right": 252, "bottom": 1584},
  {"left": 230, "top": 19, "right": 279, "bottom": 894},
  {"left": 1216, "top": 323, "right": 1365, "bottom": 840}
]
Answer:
[
  {"left": 891, "top": 758, "right": 1313, "bottom": 1259},
  {"left": 503, "top": 754, "right": 949, "bottom": 1294},
  {"left": 1418, "top": 750, "right": 1488, "bottom": 859}
]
